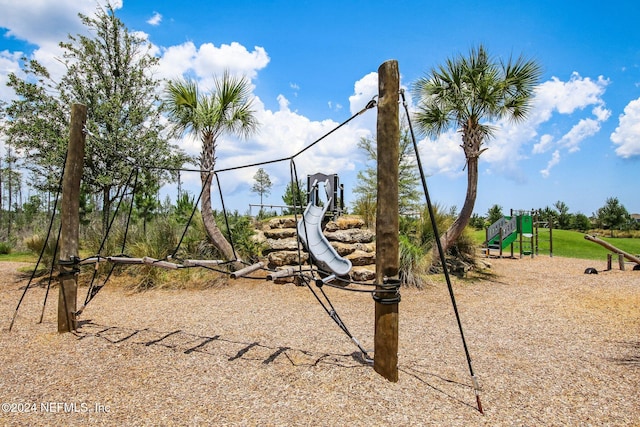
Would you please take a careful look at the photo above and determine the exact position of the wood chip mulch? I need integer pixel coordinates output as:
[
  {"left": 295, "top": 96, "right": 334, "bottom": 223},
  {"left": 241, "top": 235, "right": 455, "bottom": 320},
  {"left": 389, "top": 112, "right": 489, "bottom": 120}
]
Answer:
[{"left": 1, "top": 256, "right": 638, "bottom": 426}]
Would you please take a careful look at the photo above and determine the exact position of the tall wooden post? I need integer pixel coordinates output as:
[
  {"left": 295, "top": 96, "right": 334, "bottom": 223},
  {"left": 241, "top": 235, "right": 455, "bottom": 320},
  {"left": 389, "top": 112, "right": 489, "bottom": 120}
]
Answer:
[
  {"left": 374, "top": 60, "right": 400, "bottom": 382},
  {"left": 58, "top": 103, "right": 87, "bottom": 333}
]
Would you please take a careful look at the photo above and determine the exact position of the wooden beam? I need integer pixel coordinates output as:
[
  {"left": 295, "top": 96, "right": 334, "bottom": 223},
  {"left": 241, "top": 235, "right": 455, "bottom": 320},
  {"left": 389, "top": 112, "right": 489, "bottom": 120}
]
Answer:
[
  {"left": 373, "top": 60, "right": 400, "bottom": 382},
  {"left": 58, "top": 103, "right": 87, "bottom": 333},
  {"left": 230, "top": 262, "right": 264, "bottom": 279},
  {"left": 584, "top": 234, "right": 640, "bottom": 265}
]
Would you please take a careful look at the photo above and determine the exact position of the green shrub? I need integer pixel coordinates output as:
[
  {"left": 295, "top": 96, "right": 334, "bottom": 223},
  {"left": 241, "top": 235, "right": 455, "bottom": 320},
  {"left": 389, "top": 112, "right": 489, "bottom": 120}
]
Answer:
[
  {"left": 24, "top": 234, "right": 58, "bottom": 270},
  {"left": 399, "top": 234, "right": 429, "bottom": 288},
  {"left": 214, "top": 210, "right": 265, "bottom": 262},
  {"left": 0, "top": 241, "right": 12, "bottom": 255},
  {"left": 397, "top": 204, "right": 478, "bottom": 285}
]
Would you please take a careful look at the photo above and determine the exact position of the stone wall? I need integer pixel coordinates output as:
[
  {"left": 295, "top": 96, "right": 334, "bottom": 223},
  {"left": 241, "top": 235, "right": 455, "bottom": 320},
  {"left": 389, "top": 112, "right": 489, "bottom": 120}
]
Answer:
[{"left": 255, "top": 215, "right": 376, "bottom": 283}]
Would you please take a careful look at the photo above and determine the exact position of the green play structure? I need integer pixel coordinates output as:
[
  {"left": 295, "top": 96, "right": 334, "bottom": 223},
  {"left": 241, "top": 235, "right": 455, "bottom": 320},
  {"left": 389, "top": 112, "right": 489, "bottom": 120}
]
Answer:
[{"left": 484, "top": 209, "right": 553, "bottom": 258}]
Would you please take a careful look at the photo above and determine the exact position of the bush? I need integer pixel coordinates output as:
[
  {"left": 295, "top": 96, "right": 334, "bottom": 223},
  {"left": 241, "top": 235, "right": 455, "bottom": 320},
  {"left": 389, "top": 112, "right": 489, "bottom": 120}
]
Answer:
[
  {"left": 23, "top": 234, "right": 58, "bottom": 271},
  {"left": 399, "top": 235, "right": 429, "bottom": 288},
  {"left": 0, "top": 241, "right": 12, "bottom": 255},
  {"left": 397, "top": 204, "right": 478, "bottom": 285},
  {"left": 214, "top": 210, "right": 266, "bottom": 262}
]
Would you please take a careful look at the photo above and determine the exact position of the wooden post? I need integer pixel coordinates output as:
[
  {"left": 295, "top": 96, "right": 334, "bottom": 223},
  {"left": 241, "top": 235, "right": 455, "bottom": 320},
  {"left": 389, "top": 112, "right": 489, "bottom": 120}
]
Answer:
[
  {"left": 58, "top": 103, "right": 87, "bottom": 333},
  {"left": 549, "top": 221, "right": 553, "bottom": 257},
  {"left": 535, "top": 210, "right": 539, "bottom": 256},
  {"left": 619, "top": 254, "right": 626, "bottom": 271},
  {"left": 518, "top": 214, "right": 523, "bottom": 259},
  {"left": 373, "top": 60, "right": 400, "bottom": 382},
  {"left": 607, "top": 253, "right": 612, "bottom": 271},
  {"left": 485, "top": 227, "right": 489, "bottom": 257}
]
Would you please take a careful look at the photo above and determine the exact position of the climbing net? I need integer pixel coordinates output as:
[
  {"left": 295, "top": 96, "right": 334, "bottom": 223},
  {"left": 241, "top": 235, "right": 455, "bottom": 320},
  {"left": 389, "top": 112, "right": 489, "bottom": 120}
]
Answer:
[
  {"left": 9, "top": 91, "right": 482, "bottom": 412},
  {"left": 9, "top": 97, "right": 382, "bottom": 358}
]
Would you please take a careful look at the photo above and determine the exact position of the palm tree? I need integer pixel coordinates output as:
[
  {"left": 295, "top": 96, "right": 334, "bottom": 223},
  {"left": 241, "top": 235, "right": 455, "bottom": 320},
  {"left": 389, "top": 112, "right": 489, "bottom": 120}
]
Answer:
[
  {"left": 164, "top": 71, "right": 258, "bottom": 261},
  {"left": 412, "top": 45, "right": 541, "bottom": 254}
]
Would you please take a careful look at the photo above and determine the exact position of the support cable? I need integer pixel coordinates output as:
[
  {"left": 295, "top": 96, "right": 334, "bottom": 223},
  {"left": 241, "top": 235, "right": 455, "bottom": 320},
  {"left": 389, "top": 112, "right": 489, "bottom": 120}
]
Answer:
[
  {"left": 78, "top": 168, "right": 139, "bottom": 314},
  {"left": 214, "top": 172, "right": 240, "bottom": 262},
  {"left": 8, "top": 152, "right": 67, "bottom": 331},
  {"left": 400, "top": 89, "right": 483, "bottom": 414},
  {"left": 299, "top": 274, "right": 372, "bottom": 363},
  {"left": 170, "top": 171, "right": 210, "bottom": 260},
  {"left": 38, "top": 216, "right": 63, "bottom": 323}
]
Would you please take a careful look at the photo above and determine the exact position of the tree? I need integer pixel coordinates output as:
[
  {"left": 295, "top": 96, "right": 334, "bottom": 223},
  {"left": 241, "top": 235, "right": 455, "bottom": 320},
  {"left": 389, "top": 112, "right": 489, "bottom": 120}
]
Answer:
[
  {"left": 539, "top": 206, "right": 557, "bottom": 228},
  {"left": 4, "top": 59, "right": 68, "bottom": 196},
  {"left": 251, "top": 168, "right": 272, "bottom": 206},
  {"left": 469, "top": 213, "right": 486, "bottom": 230},
  {"left": 572, "top": 213, "right": 591, "bottom": 232},
  {"left": 163, "top": 72, "right": 258, "bottom": 261},
  {"left": 597, "top": 197, "right": 630, "bottom": 237},
  {"left": 281, "top": 179, "right": 306, "bottom": 214},
  {"left": 412, "top": 45, "right": 541, "bottom": 254},
  {"left": 58, "top": 3, "right": 182, "bottom": 230},
  {"left": 486, "top": 204, "right": 503, "bottom": 226},
  {"left": 4, "top": 3, "right": 183, "bottom": 231},
  {"left": 352, "top": 127, "right": 421, "bottom": 217},
  {"left": 1, "top": 148, "right": 21, "bottom": 239},
  {"left": 553, "top": 200, "right": 572, "bottom": 230},
  {"left": 133, "top": 170, "right": 161, "bottom": 234}
]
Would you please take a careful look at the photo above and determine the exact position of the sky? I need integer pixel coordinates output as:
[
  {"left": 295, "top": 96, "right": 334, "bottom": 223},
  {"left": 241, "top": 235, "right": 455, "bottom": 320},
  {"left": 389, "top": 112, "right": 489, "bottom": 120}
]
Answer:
[{"left": 1, "top": 0, "right": 639, "bottom": 218}]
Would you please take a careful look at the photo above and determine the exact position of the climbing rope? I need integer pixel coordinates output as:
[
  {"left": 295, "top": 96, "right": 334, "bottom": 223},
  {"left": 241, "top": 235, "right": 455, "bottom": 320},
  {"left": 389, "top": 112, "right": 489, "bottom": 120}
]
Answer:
[{"left": 9, "top": 97, "right": 379, "bottom": 362}]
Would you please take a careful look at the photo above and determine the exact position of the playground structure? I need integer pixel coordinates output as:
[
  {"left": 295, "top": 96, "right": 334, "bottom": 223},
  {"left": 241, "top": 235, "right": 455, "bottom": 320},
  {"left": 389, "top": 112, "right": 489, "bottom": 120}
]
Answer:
[
  {"left": 297, "top": 177, "right": 352, "bottom": 278},
  {"left": 484, "top": 209, "right": 553, "bottom": 258},
  {"left": 8, "top": 61, "right": 483, "bottom": 412},
  {"left": 306, "top": 172, "right": 345, "bottom": 218}
]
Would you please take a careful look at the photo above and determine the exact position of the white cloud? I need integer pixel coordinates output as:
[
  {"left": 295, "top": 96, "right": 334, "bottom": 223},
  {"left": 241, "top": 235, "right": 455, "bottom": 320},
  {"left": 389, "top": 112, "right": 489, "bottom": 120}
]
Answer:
[
  {"left": 0, "top": 50, "right": 23, "bottom": 101},
  {"left": 0, "top": 0, "right": 98, "bottom": 47},
  {"left": 328, "top": 101, "right": 343, "bottom": 112},
  {"left": 540, "top": 150, "right": 561, "bottom": 178},
  {"left": 533, "top": 134, "right": 554, "bottom": 154},
  {"left": 147, "top": 12, "right": 162, "bottom": 26},
  {"left": 495, "top": 72, "right": 609, "bottom": 179},
  {"left": 417, "top": 130, "right": 466, "bottom": 177},
  {"left": 156, "top": 41, "right": 270, "bottom": 89},
  {"left": 532, "top": 72, "right": 609, "bottom": 121},
  {"left": 193, "top": 42, "right": 269, "bottom": 81},
  {"left": 0, "top": 0, "right": 125, "bottom": 84},
  {"left": 529, "top": 74, "right": 610, "bottom": 176},
  {"left": 156, "top": 41, "right": 198, "bottom": 80},
  {"left": 348, "top": 72, "right": 378, "bottom": 115},
  {"left": 558, "top": 118, "right": 602, "bottom": 153},
  {"left": 592, "top": 105, "right": 611, "bottom": 122},
  {"left": 611, "top": 97, "right": 640, "bottom": 158}
]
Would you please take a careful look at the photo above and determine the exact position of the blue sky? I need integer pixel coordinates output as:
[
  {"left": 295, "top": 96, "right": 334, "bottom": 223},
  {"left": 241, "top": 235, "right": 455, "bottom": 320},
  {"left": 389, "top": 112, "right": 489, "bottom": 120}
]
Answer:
[{"left": 1, "top": 0, "right": 639, "bottom": 217}]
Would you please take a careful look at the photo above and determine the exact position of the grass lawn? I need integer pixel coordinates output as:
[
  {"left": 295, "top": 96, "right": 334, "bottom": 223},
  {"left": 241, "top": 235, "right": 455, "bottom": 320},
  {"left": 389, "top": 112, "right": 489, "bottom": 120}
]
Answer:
[
  {"left": 0, "top": 252, "right": 37, "bottom": 263},
  {"left": 472, "top": 228, "right": 640, "bottom": 261}
]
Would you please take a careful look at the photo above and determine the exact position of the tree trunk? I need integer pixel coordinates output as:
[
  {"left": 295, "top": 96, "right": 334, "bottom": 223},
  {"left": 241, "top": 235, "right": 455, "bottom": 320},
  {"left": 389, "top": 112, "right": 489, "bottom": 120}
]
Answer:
[
  {"left": 200, "top": 170, "right": 237, "bottom": 262},
  {"left": 439, "top": 155, "right": 478, "bottom": 254},
  {"left": 102, "top": 185, "right": 112, "bottom": 235}
]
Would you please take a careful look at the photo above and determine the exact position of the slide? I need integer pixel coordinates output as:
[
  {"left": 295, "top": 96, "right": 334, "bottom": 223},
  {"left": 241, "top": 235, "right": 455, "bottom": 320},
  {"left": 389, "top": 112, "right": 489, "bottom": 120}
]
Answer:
[
  {"left": 297, "top": 200, "right": 352, "bottom": 277},
  {"left": 486, "top": 216, "right": 518, "bottom": 249}
]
